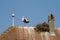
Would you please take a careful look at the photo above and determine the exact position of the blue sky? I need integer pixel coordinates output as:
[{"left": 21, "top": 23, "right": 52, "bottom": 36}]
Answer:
[{"left": 0, "top": 0, "right": 60, "bottom": 34}]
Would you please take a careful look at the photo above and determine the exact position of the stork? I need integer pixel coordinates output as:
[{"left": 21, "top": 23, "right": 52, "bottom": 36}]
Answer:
[{"left": 22, "top": 16, "right": 29, "bottom": 23}]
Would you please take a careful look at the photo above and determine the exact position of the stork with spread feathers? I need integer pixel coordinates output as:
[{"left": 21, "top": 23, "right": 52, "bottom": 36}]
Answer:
[{"left": 22, "top": 16, "right": 29, "bottom": 23}]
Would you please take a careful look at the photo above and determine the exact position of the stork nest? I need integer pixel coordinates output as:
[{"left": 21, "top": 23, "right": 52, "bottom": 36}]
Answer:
[{"left": 34, "top": 22, "right": 50, "bottom": 33}]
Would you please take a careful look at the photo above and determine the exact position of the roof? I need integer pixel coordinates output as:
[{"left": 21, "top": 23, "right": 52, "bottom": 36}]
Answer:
[{"left": 0, "top": 26, "right": 60, "bottom": 40}]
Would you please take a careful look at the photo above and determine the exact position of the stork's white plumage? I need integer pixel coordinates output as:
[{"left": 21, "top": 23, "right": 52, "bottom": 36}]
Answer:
[{"left": 22, "top": 16, "right": 29, "bottom": 23}]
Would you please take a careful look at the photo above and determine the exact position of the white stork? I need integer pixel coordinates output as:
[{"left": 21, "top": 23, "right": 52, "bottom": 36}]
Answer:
[{"left": 22, "top": 16, "right": 29, "bottom": 23}]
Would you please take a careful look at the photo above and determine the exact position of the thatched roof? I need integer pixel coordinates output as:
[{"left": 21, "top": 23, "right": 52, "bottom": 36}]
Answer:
[{"left": 0, "top": 26, "right": 60, "bottom": 40}]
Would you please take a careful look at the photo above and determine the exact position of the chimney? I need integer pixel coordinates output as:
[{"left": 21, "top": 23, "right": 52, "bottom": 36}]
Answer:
[
  {"left": 12, "top": 13, "right": 15, "bottom": 26},
  {"left": 48, "top": 14, "right": 55, "bottom": 36}
]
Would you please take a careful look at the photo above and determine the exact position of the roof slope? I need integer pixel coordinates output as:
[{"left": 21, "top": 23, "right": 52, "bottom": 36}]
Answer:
[{"left": 0, "top": 26, "right": 60, "bottom": 40}]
